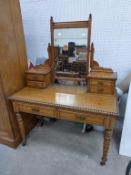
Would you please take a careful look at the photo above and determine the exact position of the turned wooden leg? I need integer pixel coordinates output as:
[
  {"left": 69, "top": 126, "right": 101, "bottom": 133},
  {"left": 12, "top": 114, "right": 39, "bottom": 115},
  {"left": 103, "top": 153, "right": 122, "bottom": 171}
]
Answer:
[
  {"left": 100, "top": 129, "right": 112, "bottom": 166},
  {"left": 16, "top": 113, "right": 26, "bottom": 146}
]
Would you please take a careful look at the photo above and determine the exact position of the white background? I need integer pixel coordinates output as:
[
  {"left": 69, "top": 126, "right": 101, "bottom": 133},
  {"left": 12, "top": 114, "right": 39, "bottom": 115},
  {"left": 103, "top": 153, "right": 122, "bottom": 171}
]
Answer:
[{"left": 20, "top": 0, "right": 131, "bottom": 83}]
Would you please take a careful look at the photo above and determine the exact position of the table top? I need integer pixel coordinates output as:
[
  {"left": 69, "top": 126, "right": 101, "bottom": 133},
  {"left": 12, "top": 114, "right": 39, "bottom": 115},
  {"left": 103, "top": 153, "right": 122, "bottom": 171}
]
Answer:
[{"left": 9, "top": 84, "right": 119, "bottom": 116}]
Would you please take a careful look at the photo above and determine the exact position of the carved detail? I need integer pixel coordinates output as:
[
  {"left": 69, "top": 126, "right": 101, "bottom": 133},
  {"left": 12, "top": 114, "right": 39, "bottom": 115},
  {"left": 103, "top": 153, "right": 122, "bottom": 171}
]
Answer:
[
  {"left": 90, "top": 43, "right": 113, "bottom": 72},
  {"left": 44, "top": 43, "right": 52, "bottom": 66},
  {"left": 9, "top": 98, "right": 118, "bottom": 116}
]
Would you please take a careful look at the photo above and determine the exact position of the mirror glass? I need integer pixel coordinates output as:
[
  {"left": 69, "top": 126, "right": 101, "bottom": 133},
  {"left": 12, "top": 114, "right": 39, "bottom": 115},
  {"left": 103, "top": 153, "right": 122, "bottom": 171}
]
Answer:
[{"left": 54, "top": 28, "right": 88, "bottom": 79}]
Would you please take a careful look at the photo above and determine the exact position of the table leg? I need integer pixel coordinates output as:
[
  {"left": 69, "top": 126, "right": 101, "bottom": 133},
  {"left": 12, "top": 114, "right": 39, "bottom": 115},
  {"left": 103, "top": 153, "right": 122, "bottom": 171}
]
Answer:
[
  {"left": 100, "top": 129, "right": 112, "bottom": 166},
  {"left": 16, "top": 113, "right": 26, "bottom": 146}
]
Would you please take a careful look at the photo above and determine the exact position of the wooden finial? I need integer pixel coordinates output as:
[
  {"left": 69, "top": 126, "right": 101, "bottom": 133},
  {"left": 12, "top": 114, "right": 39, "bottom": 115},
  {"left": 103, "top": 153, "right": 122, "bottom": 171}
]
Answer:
[
  {"left": 89, "top": 14, "right": 92, "bottom": 21},
  {"left": 47, "top": 43, "right": 52, "bottom": 66},
  {"left": 50, "top": 16, "right": 54, "bottom": 23},
  {"left": 48, "top": 43, "right": 51, "bottom": 47},
  {"left": 47, "top": 43, "right": 51, "bottom": 54},
  {"left": 90, "top": 42, "right": 94, "bottom": 68},
  {"left": 91, "top": 42, "right": 94, "bottom": 51}
]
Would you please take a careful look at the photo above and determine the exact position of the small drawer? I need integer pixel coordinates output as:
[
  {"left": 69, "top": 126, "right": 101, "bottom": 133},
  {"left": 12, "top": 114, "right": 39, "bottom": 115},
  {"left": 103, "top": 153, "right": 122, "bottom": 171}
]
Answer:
[
  {"left": 89, "top": 79, "right": 115, "bottom": 94},
  {"left": 26, "top": 74, "right": 45, "bottom": 81},
  {"left": 27, "top": 80, "right": 46, "bottom": 88}
]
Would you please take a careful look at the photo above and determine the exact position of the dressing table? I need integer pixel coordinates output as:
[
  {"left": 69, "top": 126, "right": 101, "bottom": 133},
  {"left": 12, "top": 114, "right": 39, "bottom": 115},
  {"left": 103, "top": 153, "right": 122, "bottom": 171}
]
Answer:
[{"left": 9, "top": 14, "right": 119, "bottom": 165}]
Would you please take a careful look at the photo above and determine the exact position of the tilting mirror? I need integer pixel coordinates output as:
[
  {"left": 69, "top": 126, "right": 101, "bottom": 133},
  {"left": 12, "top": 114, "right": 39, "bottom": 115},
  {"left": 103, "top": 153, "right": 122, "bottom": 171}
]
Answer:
[
  {"left": 54, "top": 28, "right": 87, "bottom": 79},
  {"left": 49, "top": 15, "right": 92, "bottom": 82}
]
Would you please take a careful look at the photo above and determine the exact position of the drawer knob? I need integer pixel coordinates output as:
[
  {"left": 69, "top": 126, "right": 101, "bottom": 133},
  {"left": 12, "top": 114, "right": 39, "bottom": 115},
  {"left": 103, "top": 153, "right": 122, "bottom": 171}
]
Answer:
[{"left": 32, "top": 108, "right": 40, "bottom": 112}]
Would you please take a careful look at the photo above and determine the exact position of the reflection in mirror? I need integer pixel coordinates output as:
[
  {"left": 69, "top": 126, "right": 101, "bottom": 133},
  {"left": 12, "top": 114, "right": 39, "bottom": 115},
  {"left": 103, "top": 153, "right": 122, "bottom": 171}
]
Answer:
[{"left": 54, "top": 28, "right": 88, "bottom": 80}]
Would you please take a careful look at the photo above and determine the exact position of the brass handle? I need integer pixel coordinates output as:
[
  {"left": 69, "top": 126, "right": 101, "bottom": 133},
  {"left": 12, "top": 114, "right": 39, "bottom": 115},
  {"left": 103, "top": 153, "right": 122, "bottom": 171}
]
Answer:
[
  {"left": 75, "top": 115, "right": 86, "bottom": 121},
  {"left": 32, "top": 108, "right": 40, "bottom": 112}
]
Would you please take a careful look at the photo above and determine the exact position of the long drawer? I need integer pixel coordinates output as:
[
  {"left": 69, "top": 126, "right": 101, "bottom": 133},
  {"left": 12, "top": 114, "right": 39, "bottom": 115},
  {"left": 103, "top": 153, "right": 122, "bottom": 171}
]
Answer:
[
  {"left": 17, "top": 102, "right": 57, "bottom": 118},
  {"left": 59, "top": 109, "right": 105, "bottom": 126}
]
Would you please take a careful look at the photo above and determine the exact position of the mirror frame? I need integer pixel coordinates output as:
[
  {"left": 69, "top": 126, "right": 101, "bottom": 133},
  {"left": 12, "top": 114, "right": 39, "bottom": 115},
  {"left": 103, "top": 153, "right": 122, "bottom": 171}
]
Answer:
[{"left": 50, "top": 14, "right": 92, "bottom": 81}]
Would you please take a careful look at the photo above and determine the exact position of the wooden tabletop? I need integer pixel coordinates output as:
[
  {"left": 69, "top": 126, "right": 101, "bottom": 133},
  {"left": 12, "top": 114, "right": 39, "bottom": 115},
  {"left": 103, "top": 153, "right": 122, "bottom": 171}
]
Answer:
[{"left": 9, "top": 84, "right": 119, "bottom": 116}]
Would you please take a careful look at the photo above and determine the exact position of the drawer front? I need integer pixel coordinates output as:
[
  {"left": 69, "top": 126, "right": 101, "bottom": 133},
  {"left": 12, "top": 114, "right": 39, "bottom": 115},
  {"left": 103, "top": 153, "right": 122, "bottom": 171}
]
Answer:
[
  {"left": 89, "top": 79, "right": 115, "bottom": 94},
  {"left": 90, "top": 79, "right": 114, "bottom": 87},
  {"left": 26, "top": 74, "right": 45, "bottom": 81},
  {"left": 27, "top": 80, "right": 46, "bottom": 88},
  {"left": 59, "top": 109, "right": 105, "bottom": 126},
  {"left": 89, "top": 86, "right": 114, "bottom": 94},
  {"left": 17, "top": 102, "right": 57, "bottom": 118}
]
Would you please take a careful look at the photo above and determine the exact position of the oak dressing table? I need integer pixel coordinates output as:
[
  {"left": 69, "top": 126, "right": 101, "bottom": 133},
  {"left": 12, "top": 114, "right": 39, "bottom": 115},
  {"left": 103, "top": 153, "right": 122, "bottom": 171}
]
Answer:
[
  {"left": 9, "top": 84, "right": 118, "bottom": 165},
  {"left": 9, "top": 15, "right": 119, "bottom": 165}
]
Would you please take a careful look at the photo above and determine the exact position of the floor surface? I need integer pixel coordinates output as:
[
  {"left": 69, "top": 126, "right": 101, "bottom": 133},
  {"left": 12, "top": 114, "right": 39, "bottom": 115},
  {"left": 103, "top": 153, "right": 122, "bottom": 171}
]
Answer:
[{"left": 0, "top": 119, "right": 130, "bottom": 175}]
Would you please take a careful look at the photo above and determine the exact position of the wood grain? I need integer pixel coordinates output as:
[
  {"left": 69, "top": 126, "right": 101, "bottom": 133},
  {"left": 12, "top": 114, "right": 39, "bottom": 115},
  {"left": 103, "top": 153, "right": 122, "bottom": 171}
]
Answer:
[{"left": 0, "top": 0, "right": 36, "bottom": 148}]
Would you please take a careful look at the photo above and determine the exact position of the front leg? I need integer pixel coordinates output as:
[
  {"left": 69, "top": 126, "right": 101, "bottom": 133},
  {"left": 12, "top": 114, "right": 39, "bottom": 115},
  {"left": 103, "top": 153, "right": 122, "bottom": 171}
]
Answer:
[
  {"left": 16, "top": 113, "right": 26, "bottom": 146},
  {"left": 100, "top": 129, "right": 112, "bottom": 166}
]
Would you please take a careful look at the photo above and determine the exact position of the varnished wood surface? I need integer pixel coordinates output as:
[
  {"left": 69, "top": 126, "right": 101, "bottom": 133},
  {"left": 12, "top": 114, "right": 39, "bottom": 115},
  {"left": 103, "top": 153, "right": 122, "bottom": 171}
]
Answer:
[
  {"left": 25, "top": 65, "right": 51, "bottom": 75},
  {"left": 88, "top": 71, "right": 117, "bottom": 80},
  {"left": 9, "top": 84, "right": 118, "bottom": 165},
  {"left": 87, "top": 70, "right": 117, "bottom": 95},
  {"left": 53, "top": 21, "right": 89, "bottom": 29},
  {"left": 0, "top": 77, "right": 14, "bottom": 139},
  {"left": 25, "top": 65, "right": 51, "bottom": 88},
  {"left": 9, "top": 84, "right": 118, "bottom": 116},
  {"left": 0, "top": 0, "right": 36, "bottom": 148}
]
